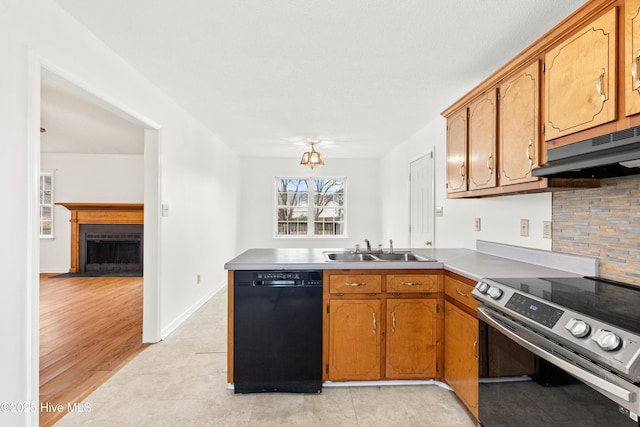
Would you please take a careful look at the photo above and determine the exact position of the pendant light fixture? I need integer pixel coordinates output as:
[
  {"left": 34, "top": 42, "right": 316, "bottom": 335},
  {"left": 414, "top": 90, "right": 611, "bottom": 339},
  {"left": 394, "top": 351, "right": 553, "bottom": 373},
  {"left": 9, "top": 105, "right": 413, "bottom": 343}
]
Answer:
[{"left": 299, "top": 142, "right": 324, "bottom": 169}]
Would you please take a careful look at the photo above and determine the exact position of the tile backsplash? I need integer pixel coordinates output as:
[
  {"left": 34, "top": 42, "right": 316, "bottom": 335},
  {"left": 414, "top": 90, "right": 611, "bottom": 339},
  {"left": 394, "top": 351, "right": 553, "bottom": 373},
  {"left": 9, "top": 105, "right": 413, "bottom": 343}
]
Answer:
[{"left": 552, "top": 175, "right": 640, "bottom": 285}]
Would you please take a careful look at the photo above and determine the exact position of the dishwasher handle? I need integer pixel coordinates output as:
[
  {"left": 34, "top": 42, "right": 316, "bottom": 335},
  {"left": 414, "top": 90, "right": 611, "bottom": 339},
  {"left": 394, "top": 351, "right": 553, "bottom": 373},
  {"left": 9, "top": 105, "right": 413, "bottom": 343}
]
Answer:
[{"left": 254, "top": 280, "right": 303, "bottom": 286}]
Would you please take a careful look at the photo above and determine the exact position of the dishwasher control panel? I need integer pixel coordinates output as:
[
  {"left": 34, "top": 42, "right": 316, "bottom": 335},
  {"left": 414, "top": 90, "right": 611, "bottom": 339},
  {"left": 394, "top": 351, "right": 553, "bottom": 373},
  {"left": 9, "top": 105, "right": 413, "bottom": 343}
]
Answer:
[{"left": 235, "top": 270, "right": 323, "bottom": 286}]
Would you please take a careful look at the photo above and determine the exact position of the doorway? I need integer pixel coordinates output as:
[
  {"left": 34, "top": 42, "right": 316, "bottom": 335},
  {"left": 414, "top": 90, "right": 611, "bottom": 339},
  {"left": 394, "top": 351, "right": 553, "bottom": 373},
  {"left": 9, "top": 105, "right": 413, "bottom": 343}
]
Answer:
[
  {"left": 32, "top": 62, "right": 162, "bottom": 424},
  {"left": 410, "top": 152, "right": 435, "bottom": 248}
]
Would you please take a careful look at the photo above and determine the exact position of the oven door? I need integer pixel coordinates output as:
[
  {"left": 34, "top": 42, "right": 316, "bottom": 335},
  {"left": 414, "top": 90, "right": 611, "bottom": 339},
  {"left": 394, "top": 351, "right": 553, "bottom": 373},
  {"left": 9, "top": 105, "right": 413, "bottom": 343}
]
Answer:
[{"left": 478, "top": 305, "right": 640, "bottom": 427}]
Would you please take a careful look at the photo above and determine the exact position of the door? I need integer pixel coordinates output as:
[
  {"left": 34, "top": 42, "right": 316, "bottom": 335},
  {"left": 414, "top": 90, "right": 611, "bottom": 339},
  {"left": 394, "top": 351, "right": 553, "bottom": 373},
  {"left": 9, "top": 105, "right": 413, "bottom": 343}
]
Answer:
[
  {"left": 444, "top": 301, "right": 478, "bottom": 418},
  {"left": 544, "top": 7, "right": 617, "bottom": 140},
  {"left": 626, "top": 0, "right": 640, "bottom": 116},
  {"left": 410, "top": 153, "right": 435, "bottom": 248},
  {"left": 446, "top": 109, "right": 467, "bottom": 194},
  {"left": 468, "top": 90, "right": 497, "bottom": 190},
  {"left": 499, "top": 61, "right": 540, "bottom": 186},
  {"left": 328, "top": 299, "right": 381, "bottom": 380},
  {"left": 386, "top": 299, "right": 438, "bottom": 379}
]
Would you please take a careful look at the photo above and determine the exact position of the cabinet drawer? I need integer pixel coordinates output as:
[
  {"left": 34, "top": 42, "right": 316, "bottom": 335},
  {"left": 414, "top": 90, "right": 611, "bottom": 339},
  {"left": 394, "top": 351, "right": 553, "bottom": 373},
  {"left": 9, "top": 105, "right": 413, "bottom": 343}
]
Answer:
[
  {"left": 387, "top": 274, "right": 441, "bottom": 293},
  {"left": 445, "top": 276, "right": 477, "bottom": 311},
  {"left": 329, "top": 274, "right": 382, "bottom": 294}
]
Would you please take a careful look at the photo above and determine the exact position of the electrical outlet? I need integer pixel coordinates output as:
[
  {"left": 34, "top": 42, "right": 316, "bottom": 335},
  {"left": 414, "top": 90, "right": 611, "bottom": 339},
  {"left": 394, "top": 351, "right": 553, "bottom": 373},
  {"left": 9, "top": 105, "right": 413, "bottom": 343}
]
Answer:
[
  {"left": 520, "top": 219, "right": 529, "bottom": 237},
  {"left": 474, "top": 217, "right": 481, "bottom": 231},
  {"left": 543, "top": 221, "right": 552, "bottom": 239}
]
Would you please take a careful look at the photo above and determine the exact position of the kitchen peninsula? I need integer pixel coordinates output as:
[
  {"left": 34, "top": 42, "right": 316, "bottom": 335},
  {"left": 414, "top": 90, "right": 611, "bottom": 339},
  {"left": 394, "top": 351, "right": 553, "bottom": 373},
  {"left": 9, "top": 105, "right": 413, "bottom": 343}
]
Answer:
[{"left": 225, "top": 241, "right": 597, "bottom": 419}]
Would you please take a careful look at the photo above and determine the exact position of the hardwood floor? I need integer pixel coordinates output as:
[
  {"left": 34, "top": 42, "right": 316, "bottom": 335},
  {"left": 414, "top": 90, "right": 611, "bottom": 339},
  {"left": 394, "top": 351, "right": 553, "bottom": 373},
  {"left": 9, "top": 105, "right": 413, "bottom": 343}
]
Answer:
[{"left": 39, "top": 274, "right": 147, "bottom": 427}]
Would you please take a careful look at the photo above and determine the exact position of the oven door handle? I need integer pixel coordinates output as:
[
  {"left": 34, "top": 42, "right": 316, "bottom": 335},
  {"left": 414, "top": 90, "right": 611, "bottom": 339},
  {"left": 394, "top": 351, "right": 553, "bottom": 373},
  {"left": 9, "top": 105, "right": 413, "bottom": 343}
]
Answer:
[{"left": 478, "top": 307, "right": 636, "bottom": 404}]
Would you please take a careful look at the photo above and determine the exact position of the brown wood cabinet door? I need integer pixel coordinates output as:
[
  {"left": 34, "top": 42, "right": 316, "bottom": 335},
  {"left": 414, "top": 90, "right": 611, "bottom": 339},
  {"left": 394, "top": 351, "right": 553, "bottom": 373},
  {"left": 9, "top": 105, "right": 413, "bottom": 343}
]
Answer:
[
  {"left": 499, "top": 61, "right": 540, "bottom": 186},
  {"left": 444, "top": 302, "right": 478, "bottom": 418},
  {"left": 385, "top": 299, "right": 438, "bottom": 379},
  {"left": 626, "top": 0, "right": 640, "bottom": 116},
  {"left": 468, "top": 90, "right": 497, "bottom": 190},
  {"left": 446, "top": 109, "right": 467, "bottom": 194},
  {"left": 545, "top": 8, "right": 617, "bottom": 140},
  {"left": 328, "top": 299, "right": 381, "bottom": 380}
]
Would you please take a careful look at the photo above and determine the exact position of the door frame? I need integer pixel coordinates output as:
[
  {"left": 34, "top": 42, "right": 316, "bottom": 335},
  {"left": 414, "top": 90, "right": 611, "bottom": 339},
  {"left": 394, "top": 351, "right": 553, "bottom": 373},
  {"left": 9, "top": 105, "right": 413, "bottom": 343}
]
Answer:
[{"left": 27, "top": 51, "right": 163, "bottom": 423}]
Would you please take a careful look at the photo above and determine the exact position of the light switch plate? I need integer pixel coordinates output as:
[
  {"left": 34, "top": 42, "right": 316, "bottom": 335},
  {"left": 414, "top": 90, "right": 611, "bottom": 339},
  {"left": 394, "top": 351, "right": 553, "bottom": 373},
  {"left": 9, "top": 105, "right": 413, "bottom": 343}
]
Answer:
[
  {"left": 475, "top": 218, "right": 481, "bottom": 231},
  {"left": 543, "top": 221, "right": 552, "bottom": 239}
]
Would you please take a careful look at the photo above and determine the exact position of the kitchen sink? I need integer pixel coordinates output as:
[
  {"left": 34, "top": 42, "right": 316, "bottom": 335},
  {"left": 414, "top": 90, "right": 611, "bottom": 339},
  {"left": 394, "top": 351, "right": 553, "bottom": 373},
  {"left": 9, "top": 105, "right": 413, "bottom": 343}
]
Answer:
[
  {"left": 372, "top": 252, "right": 436, "bottom": 262},
  {"left": 324, "top": 251, "right": 436, "bottom": 262},
  {"left": 325, "top": 252, "right": 377, "bottom": 261}
]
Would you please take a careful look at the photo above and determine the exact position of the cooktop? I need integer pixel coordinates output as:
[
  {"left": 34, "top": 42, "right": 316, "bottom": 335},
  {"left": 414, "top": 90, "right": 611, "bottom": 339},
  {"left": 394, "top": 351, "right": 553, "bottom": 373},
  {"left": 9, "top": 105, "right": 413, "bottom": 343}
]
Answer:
[{"left": 486, "top": 276, "right": 640, "bottom": 335}]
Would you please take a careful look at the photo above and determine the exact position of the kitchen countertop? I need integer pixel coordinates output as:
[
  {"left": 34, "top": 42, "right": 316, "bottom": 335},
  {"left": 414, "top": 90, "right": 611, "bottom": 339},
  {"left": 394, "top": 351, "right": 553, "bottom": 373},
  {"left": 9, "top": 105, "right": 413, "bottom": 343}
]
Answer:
[{"left": 224, "top": 241, "right": 598, "bottom": 281}]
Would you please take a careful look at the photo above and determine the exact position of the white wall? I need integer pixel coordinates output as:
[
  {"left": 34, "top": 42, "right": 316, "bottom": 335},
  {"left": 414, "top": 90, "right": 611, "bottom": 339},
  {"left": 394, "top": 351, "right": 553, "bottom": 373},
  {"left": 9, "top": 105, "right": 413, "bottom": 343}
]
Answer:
[
  {"left": 381, "top": 116, "right": 553, "bottom": 250},
  {"left": 1, "top": 1, "right": 241, "bottom": 425},
  {"left": 237, "top": 157, "right": 382, "bottom": 252},
  {"left": 40, "top": 153, "right": 144, "bottom": 272}
]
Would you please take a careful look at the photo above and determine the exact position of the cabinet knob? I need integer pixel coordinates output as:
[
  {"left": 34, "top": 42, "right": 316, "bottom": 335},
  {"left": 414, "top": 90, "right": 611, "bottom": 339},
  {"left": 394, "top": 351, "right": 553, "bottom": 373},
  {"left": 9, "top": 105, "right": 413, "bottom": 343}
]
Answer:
[
  {"left": 401, "top": 281, "right": 420, "bottom": 287},
  {"left": 596, "top": 68, "right": 606, "bottom": 102},
  {"left": 526, "top": 139, "right": 534, "bottom": 167},
  {"left": 486, "top": 154, "right": 494, "bottom": 173},
  {"left": 633, "top": 50, "right": 640, "bottom": 89}
]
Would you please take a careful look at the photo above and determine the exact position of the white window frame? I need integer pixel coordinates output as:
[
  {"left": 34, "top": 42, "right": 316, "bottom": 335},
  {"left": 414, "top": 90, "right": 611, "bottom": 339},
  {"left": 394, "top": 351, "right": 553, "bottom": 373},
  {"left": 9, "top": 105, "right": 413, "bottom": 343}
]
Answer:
[
  {"left": 274, "top": 176, "right": 347, "bottom": 238},
  {"left": 40, "top": 170, "right": 55, "bottom": 239}
]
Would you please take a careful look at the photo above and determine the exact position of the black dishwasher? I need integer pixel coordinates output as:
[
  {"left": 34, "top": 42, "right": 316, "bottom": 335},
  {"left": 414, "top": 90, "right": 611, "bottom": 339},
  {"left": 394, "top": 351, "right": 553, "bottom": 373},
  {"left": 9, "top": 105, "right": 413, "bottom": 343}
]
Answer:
[{"left": 233, "top": 270, "right": 323, "bottom": 393}]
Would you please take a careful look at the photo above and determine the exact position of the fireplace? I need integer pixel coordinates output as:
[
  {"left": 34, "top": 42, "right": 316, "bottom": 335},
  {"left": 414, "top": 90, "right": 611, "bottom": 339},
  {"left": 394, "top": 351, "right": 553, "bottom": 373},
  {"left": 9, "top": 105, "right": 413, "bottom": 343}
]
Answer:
[
  {"left": 79, "top": 224, "right": 143, "bottom": 273},
  {"left": 56, "top": 203, "right": 144, "bottom": 274}
]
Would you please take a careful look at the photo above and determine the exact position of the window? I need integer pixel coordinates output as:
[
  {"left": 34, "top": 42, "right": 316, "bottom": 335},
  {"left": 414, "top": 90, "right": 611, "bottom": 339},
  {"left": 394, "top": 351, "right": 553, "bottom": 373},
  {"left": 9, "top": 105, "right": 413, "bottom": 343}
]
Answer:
[
  {"left": 40, "top": 171, "right": 54, "bottom": 238},
  {"left": 275, "top": 177, "right": 346, "bottom": 237}
]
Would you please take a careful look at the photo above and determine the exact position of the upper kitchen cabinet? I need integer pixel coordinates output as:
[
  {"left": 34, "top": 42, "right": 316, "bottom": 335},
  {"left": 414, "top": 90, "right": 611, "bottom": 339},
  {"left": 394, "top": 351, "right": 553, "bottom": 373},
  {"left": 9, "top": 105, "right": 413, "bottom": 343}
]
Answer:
[
  {"left": 468, "top": 90, "right": 498, "bottom": 191},
  {"left": 498, "top": 61, "right": 540, "bottom": 186},
  {"left": 446, "top": 108, "right": 468, "bottom": 194},
  {"left": 626, "top": 0, "right": 640, "bottom": 116},
  {"left": 442, "top": 0, "right": 612, "bottom": 198},
  {"left": 544, "top": 8, "right": 617, "bottom": 141},
  {"left": 445, "top": 90, "right": 499, "bottom": 197}
]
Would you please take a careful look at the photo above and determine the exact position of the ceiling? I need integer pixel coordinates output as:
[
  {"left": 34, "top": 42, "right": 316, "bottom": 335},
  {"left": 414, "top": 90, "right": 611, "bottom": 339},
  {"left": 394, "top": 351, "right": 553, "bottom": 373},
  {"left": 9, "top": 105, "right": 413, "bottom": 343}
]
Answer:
[
  {"left": 47, "top": 0, "right": 587, "bottom": 158},
  {"left": 41, "top": 69, "right": 145, "bottom": 154}
]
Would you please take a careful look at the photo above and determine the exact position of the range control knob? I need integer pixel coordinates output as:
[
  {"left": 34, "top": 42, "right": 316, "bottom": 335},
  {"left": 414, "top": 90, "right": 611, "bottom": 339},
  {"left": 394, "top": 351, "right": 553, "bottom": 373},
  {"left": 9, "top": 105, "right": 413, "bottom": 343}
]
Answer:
[
  {"left": 487, "top": 286, "right": 503, "bottom": 300},
  {"left": 565, "top": 318, "right": 591, "bottom": 338},
  {"left": 475, "top": 282, "right": 490, "bottom": 294},
  {"left": 592, "top": 329, "right": 622, "bottom": 351}
]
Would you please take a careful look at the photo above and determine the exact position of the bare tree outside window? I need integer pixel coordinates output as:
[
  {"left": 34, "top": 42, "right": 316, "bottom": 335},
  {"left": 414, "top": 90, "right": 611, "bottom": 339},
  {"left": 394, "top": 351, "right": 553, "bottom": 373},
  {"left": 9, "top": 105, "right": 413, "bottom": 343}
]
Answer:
[{"left": 276, "top": 177, "right": 346, "bottom": 237}]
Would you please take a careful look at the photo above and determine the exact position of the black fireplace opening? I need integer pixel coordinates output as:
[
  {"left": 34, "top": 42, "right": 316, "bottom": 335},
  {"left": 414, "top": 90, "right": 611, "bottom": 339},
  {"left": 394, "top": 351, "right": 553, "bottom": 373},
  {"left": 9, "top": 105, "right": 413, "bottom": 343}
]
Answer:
[{"left": 79, "top": 224, "right": 143, "bottom": 274}]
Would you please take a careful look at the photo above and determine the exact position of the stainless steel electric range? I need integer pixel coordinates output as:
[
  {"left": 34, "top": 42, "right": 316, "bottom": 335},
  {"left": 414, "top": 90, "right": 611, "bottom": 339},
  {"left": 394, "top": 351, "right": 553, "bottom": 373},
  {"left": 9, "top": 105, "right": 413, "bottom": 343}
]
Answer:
[{"left": 473, "top": 276, "right": 640, "bottom": 426}]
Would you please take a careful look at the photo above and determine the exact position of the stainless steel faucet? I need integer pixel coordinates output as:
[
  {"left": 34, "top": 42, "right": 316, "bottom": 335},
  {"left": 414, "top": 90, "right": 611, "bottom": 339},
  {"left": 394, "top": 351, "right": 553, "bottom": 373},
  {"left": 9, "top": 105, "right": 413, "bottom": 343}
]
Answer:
[
  {"left": 389, "top": 239, "right": 394, "bottom": 253},
  {"left": 364, "top": 239, "right": 371, "bottom": 252}
]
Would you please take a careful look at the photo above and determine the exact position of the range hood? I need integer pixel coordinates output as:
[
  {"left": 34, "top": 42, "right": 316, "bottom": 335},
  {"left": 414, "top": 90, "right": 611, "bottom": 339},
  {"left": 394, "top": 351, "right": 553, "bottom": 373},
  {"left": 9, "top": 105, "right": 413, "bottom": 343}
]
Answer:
[{"left": 532, "top": 126, "right": 640, "bottom": 178}]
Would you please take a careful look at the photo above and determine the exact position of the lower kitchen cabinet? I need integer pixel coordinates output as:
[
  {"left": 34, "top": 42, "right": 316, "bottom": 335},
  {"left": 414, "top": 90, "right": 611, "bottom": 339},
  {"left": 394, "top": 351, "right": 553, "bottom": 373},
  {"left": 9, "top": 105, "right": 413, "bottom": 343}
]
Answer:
[
  {"left": 327, "top": 299, "right": 381, "bottom": 381},
  {"left": 386, "top": 299, "right": 439, "bottom": 379},
  {"left": 324, "top": 269, "right": 443, "bottom": 381},
  {"left": 444, "top": 301, "right": 478, "bottom": 418},
  {"left": 444, "top": 273, "right": 479, "bottom": 419}
]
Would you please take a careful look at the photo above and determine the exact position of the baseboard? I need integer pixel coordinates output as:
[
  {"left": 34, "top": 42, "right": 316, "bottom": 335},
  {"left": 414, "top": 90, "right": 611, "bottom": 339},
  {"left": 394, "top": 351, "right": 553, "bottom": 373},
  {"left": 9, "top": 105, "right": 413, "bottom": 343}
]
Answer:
[
  {"left": 160, "top": 279, "right": 226, "bottom": 339},
  {"left": 40, "top": 268, "right": 69, "bottom": 274}
]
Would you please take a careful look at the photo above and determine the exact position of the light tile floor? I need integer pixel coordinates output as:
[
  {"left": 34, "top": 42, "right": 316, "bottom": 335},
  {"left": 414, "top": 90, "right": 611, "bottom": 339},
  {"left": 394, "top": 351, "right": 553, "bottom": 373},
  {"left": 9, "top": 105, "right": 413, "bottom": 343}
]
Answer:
[{"left": 57, "top": 289, "right": 477, "bottom": 426}]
